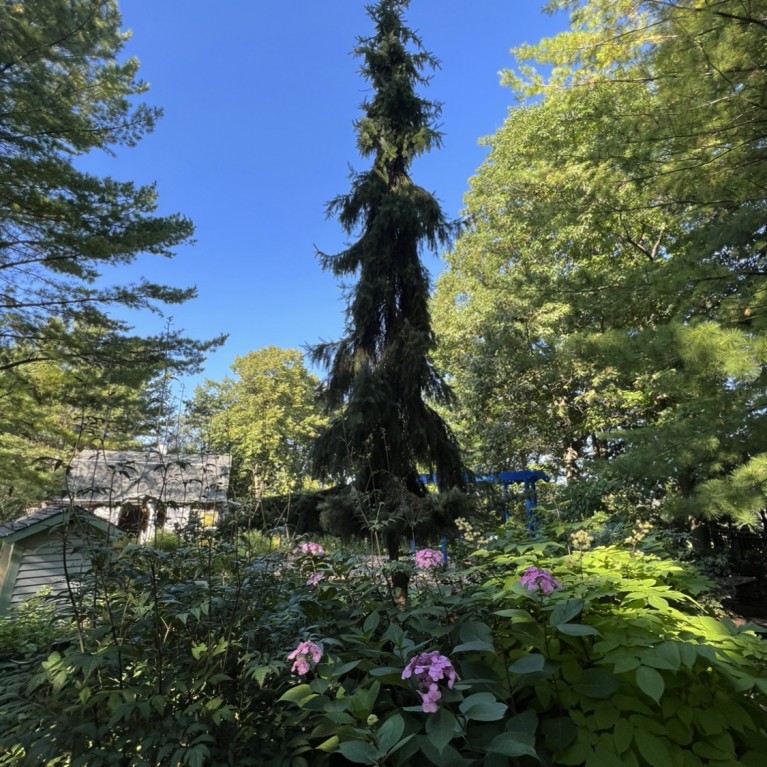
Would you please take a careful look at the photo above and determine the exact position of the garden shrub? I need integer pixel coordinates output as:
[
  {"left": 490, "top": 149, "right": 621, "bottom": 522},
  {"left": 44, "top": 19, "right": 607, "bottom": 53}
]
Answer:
[
  {"left": 0, "top": 533, "right": 306, "bottom": 766},
  {"left": 277, "top": 528, "right": 767, "bottom": 766},
  {"left": 0, "top": 522, "right": 765, "bottom": 766}
]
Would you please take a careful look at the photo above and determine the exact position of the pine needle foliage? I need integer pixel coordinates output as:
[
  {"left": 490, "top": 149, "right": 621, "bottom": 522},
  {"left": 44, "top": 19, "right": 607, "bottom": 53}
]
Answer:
[
  {"left": 310, "top": 1, "right": 463, "bottom": 520},
  {"left": 0, "top": 0, "right": 220, "bottom": 374}
]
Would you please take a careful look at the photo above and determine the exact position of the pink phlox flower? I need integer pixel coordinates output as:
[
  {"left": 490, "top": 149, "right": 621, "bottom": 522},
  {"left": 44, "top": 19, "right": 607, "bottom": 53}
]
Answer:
[
  {"left": 414, "top": 548, "right": 443, "bottom": 569},
  {"left": 287, "top": 640, "right": 322, "bottom": 675},
  {"left": 402, "top": 652, "right": 458, "bottom": 713},
  {"left": 520, "top": 566, "right": 562, "bottom": 595},
  {"left": 294, "top": 542, "right": 325, "bottom": 557},
  {"left": 306, "top": 571, "right": 325, "bottom": 586}
]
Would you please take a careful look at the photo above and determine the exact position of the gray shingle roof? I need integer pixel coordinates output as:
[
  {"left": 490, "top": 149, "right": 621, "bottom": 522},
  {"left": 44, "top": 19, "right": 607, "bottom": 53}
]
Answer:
[
  {"left": 64, "top": 450, "right": 231, "bottom": 506},
  {"left": 0, "top": 505, "right": 113, "bottom": 542}
]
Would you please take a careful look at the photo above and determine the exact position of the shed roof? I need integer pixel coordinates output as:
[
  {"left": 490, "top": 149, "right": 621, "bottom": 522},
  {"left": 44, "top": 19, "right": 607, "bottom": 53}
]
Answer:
[
  {"left": 0, "top": 504, "right": 114, "bottom": 544},
  {"left": 65, "top": 450, "right": 231, "bottom": 507}
]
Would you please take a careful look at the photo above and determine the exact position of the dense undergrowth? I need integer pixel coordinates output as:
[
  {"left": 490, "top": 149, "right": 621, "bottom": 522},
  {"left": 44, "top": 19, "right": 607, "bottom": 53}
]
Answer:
[{"left": 0, "top": 520, "right": 765, "bottom": 766}]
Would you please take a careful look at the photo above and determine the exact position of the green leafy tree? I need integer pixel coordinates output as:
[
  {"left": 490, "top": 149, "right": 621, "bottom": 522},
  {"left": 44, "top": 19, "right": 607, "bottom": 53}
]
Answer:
[
  {"left": 433, "top": 84, "right": 674, "bottom": 480},
  {"left": 187, "top": 347, "right": 326, "bottom": 499},
  {"left": 310, "top": 0, "right": 463, "bottom": 558},
  {"left": 435, "top": 0, "right": 767, "bottom": 531}
]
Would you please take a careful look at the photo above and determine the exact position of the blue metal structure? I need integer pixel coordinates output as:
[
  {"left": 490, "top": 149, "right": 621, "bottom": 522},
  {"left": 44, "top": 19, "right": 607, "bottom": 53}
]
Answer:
[
  {"left": 418, "top": 470, "right": 550, "bottom": 561},
  {"left": 493, "top": 470, "right": 549, "bottom": 531}
]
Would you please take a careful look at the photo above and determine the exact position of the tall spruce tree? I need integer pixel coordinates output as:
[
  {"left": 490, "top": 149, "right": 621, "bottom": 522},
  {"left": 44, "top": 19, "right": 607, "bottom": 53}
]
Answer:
[{"left": 311, "top": 0, "right": 463, "bottom": 558}]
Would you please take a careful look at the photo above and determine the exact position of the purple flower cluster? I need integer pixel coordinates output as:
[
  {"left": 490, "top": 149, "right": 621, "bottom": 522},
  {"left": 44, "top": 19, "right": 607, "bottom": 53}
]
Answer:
[
  {"left": 294, "top": 541, "right": 325, "bottom": 557},
  {"left": 306, "top": 571, "right": 324, "bottom": 586},
  {"left": 520, "top": 566, "right": 562, "bottom": 595},
  {"left": 402, "top": 651, "right": 458, "bottom": 713},
  {"left": 287, "top": 640, "right": 322, "bottom": 675},
  {"left": 414, "top": 548, "right": 443, "bottom": 569}
]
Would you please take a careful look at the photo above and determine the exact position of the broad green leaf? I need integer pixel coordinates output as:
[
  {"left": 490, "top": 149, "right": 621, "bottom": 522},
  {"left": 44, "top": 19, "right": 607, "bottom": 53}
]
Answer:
[
  {"left": 634, "top": 728, "right": 673, "bottom": 767},
  {"left": 697, "top": 707, "right": 725, "bottom": 736},
  {"left": 550, "top": 598, "right": 584, "bottom": 626},
  {"left": 377, "top": 714, "right": 405, "bottom": 755},
  {"left": 613, "top": 718, "right": 633, "bottom": 754},
  {"left": 380, "top": 621, "right": 404, "bottom": 647},
  {"left": 338, "top": 740, "right": 381, "bottom": 765},
  {"left": 249, "top": 666, "right": 272, "bottom": 687},
  {"left": 639, "top": 652, "right": 677, "bottom": 671},
  {"left": 611, "top": 652, "right": 641, "bottom": 674},
  {"left": 494, "top": 608, "right": 535, "bottom": 621},
  {"left": 509, "top": 622, "right": 546, "bottom": 651},
  {"left": 369, "top": 666, "right": 407, "bottom": 682},
  {"left": 542, "top": 716, "right": 578, "bottom": 751},
  {"left": 612, "top": 694, "right": 654, "bottom": 716},
  {"left": 453, "top": 640, "right": 496, "bottom": 653},
  {"left": 417, "top": 736, "right": 471, "bottom": 767},
  {"left": 558, "top": 735, "right": 593, "bottom": 766},
  {"left": 323, "top": 709, "right": 355, "bottom": 725},
  {"left": 556, "top": 623, "right": 600, "bottom": 637},
  {"left": 678, "top": 643, "right": 696, "bottom": 669},
  {"left": 647, "top": 595, "right": 670, "bottom": 611},
  {"left": 572, "top": 668, "right": 619, "bottom": 699},
  {"left": 453, "top": 621, "right": 495, "bottom": 653},
  {"left": 509, "top": 654, "right": 546, "bottom": 675},
  {"left": 331, "top": 659, "right": 362, "bottom": 676},
  {"left": 666, "top": 717, "right": 693, "bottom": 746},
  {"left": 347, "top": 681, "right": 380, "bottom": 716},
  {"left": 425, "top": 707, "right": 458, "bottom": 754},
  {"left": 459, "top": 692, "right": 508, "bottom": 722},
  {"left": 654, "top": 642, "right": 682, "bottom": 671},
  {"left": 691, "top": 616, "right": 735, "bottom": 639},
  {"left": 507, "top": 708, "right": 539, "bottom": 737},
  {"left": 278, "top": 684, "right": 316, "bottom": 705},
  {"left": 593, "top": 701, "right": 619, "bottom": 730},
  {"left": 363, "top": 611, "right": 380, "bottom": 634},
  {"left": 636, "top": 666, "right": 665, "bottom": 703},
  {"left": 317, "top": 735, "right": 339, "bottom": 752},
  {"left": 486, "top": 731, "right": 538, "bottom": 759}
]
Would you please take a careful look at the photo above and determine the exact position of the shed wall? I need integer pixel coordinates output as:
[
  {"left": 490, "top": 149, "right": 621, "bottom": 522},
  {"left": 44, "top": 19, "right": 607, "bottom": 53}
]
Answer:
[{"left": 9, "top": 529, "right": 93, "bottom": 607}]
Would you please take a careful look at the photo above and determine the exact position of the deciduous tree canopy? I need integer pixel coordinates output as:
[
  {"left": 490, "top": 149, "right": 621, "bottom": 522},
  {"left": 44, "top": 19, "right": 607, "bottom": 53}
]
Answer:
[
  {"left": 186, "top": 347, "right": 326, "bottom": 499},
  {"left": 434, "top": 0, "right": 767, "bottom": 527}
]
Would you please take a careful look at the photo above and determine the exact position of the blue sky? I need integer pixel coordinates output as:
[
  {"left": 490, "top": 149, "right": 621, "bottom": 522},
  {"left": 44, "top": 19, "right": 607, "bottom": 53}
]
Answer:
[{"left": 85, "top": 1, "right": 567, "bottom": 398}]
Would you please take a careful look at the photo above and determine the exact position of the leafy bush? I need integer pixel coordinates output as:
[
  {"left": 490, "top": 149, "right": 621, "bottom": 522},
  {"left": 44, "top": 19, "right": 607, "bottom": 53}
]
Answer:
[
  {"left": 0, "top": 524, "right": 765, "bottom": 766},
  {"left": 0, "top": 590, "right": 72, "bottom": 660},
  {"left": 0, "top": 533, "right": 304, "bottom": 766},
  {"left": 277, "top": 530, "right": 767, "bottom": 766}
]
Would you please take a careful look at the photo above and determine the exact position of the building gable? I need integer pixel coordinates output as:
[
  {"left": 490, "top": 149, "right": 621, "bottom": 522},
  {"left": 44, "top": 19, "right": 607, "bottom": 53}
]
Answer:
[{"left": 0, "top": 506, "right": 116, "bottom": 613}]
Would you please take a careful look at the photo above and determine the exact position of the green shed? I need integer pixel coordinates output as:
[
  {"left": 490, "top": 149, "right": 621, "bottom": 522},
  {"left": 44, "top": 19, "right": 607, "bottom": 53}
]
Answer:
[{"left": 0, "top": 505, "right": 116, "bottom": 613}]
